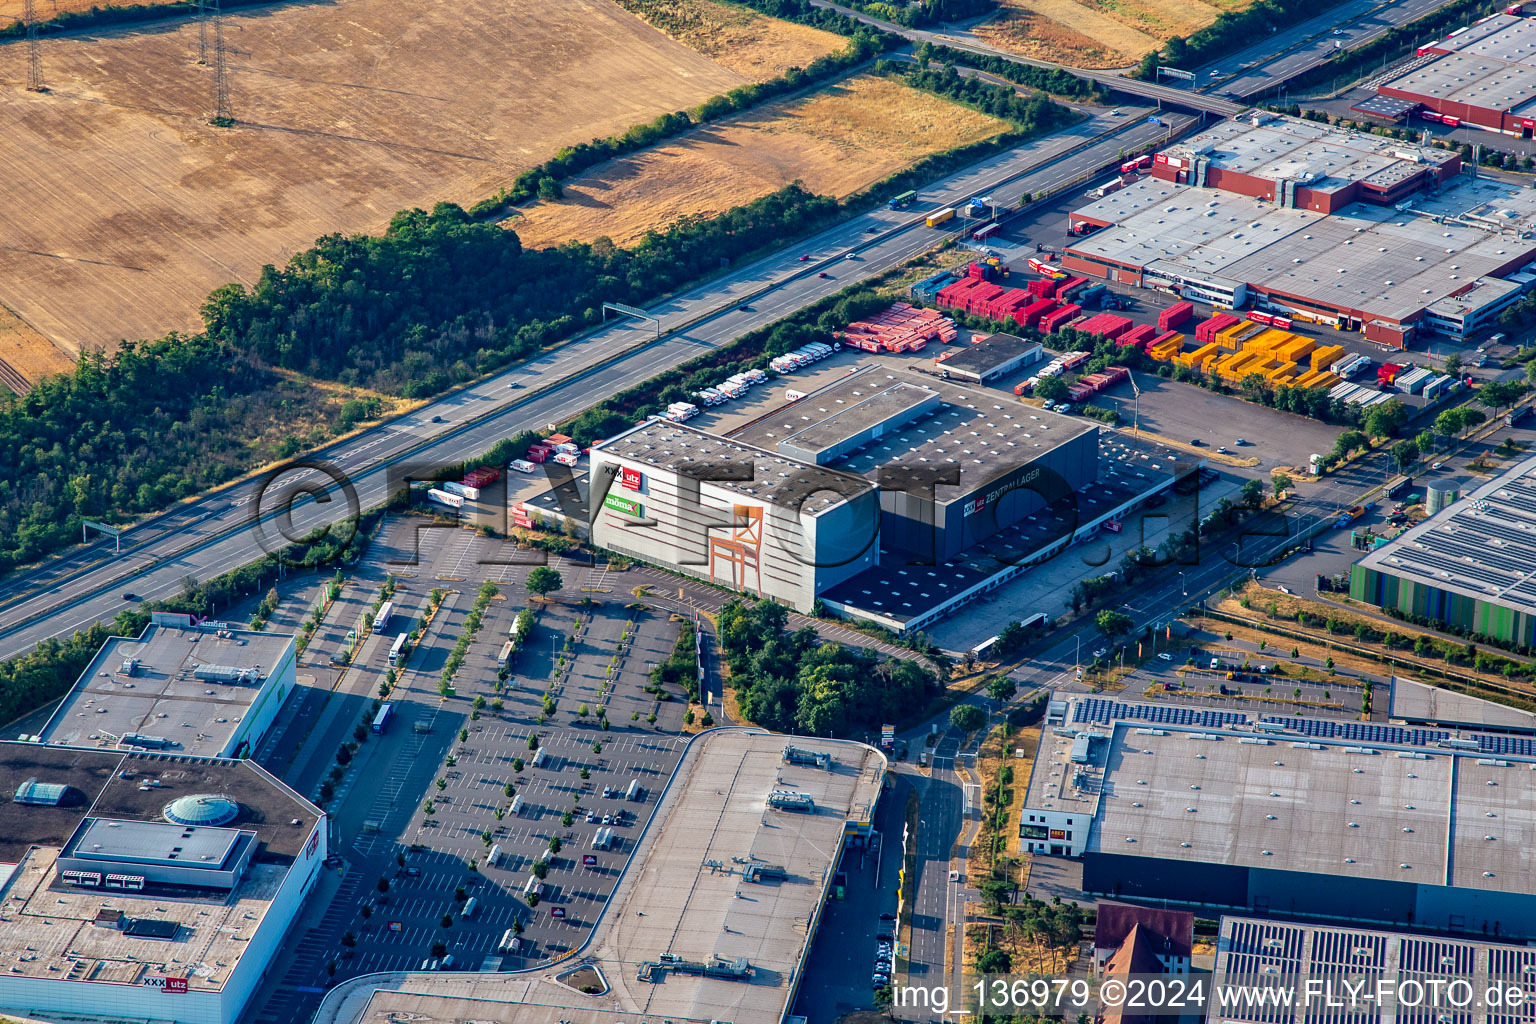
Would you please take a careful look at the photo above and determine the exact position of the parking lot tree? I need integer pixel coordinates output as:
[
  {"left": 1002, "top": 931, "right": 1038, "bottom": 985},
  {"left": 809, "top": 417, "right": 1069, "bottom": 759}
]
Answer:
[
  {"left": 441, "top": 913, "right": 454, "bottom": 927},
  {"left": 513, "top": 758, "right": 524, "bottom": 773},
  {"left": 985, "top": 675, "right": 1016, "bottom": 704},
  {"left": 1444, "top": 352, "right": 1463, "bottom": 377},
  {"left": 601, "top": 718, "right": 611, "bottom": 730},
  {"left": 455, "top": 885, "right": 468, "bottom": 902},
  {"left": 431, "top": 941, "right": 447, "bottom": 958},
  {"left": 342, "top": 931, "right": 356, "bottom": 947},
  {"left": 1240, "top": 479, "right": 1264, "bottom": 508},
  {"left": 526, "top": 567, "right": 564, "bottom": 598},
  {"left": 424, "top": 800, "right": 435, "bottom": 816},
  {"left": 512, "top": 919, "right": 524, "bottom": 935},
  {"left": 436, "top": 778, "right": 447, "bottom": 791},
  {"left": 580, "top": 766, "right": 590, "bottom": 779},
  {"left": 1033, "top": 376, "right": 1068, "bottom": 403},
  {"left": 377, "top": 877, "right": 390, "bottom": 893},
  {"left": 1332, "top": 429, "right": 1368, "bottom": 460},
  {"left": 526, "top": 892, "right": 541, "bottom": 908},
  {"left": 1363, "top": 398, "right": 1409, "bottom": 439},
  {"left": 492, "top": 698, "right": 504, "bottom": 712},
  {"left": 592, "top": 742, "right": 602, "bottom": 754},
  {"left": 1479, "top": 380, "right": 1527, "bottom": 415},
  {"left": 397, "top": 853, "right": 406, "bottom": 867},
  {"left": 562, "top": 811, "right": 574, "bottom": 827},
  {"left": 360, "top": 904, "right": 372, "bottom": 919},
  {"left": 1095, "top": 609, "right": 1133, "bottom": 636},
  {"left": 327, "top": 960, "right": 337, "bottom": 979},
  {"left": 319, "top": 781, "right": 334, "bottom": 802},
  {"left": 527, "top": 734, "right": 540, "bottom": 750},
  {"left": 549, "top": 836, "right": 562, "bottom": 853},
  {"left": 532, "top": 860, "right": 549, "bottom": 879},
  {"left": 949, "top": 704, "right": 986, "bottom": 734},
  {"left": 473, "top": 695, "right": 486, "bottom": 710},
  {"left": 459, "top": 728, "right": 469, "bottom": 742},
  {"left": 577, "top": 703, "right": 589, "bottom": 717}
]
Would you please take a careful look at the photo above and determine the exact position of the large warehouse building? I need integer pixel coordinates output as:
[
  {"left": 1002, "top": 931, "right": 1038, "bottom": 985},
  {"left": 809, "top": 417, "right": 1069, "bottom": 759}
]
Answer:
[
  {"left": 314, "top": 732, "right": 883, "bottom": 1024},
  {"left": 587, "top": 418, "right": 882, "bottom": 613},
  {"left": 0, "top": 741, "right": 325, "bottom": 1024},
  {"left": 1213, "top": 915, "right": 1536, "bottom": 1024},
  {"left": 590, "top": 367, "right": 1186, "bottom": 625},
  {"left": 1022, "top": 696, "right": 1536, "bottom": 937},
  {"left": 1066, "top": 112, "right": 1536, "bottom": 343},
  {"left": 1351, "top": 453, "right": 1536, "bottom": 647},
  {"left": 1376, "top": 12, "right": 1536, "bottom": 139},
  {"left": 37, "top": 616, "right": 297, "bottom": 760}
]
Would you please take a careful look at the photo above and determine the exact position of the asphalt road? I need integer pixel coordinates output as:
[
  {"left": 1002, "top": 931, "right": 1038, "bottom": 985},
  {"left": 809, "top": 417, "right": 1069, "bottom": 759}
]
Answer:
[
  {"left": 1192, "top": 0, "right": 1453, "bottom": 100},
  {"left": 809, "top": 0, "right": 1242, "bottom": 116},
  {"left": 0, "top": 108, "right": 1182, "bottom": 664}
]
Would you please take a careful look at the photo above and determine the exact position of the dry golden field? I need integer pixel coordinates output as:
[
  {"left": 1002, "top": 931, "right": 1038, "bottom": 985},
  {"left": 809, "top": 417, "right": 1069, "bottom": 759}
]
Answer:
[
  {"left": 0, "top": 0, "right": 749, "bottom": 355},
  {"left": 509, "top": 75, "right": 1009, "bottom": 248},
  {"left": 0, "top": 301, "right": 72, "bottom": 391},
  {"left": 613, "top": 0, "right": 846, "bottom": 82},
  {"left": 975, "top": 0, "right": 1248, "bottom": 68}
]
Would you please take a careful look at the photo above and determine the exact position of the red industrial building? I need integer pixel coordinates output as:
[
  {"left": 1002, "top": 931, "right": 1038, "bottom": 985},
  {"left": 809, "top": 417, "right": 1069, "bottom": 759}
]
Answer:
[
  {"left": 1375, "top": 11, "right": 1536, "bottom": 139},
  {"left": 1062, "top": 112, "right": 1536, "bottom": 343}
]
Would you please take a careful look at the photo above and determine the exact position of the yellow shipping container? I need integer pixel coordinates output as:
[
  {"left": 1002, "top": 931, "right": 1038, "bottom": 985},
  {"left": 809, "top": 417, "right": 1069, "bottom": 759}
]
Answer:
[
  {"left": 1275, "top": 336, "right": 1317, "bottom": 363},
  {"left": 1309, "top": 344, "right": 1345, "bottom": 372}
]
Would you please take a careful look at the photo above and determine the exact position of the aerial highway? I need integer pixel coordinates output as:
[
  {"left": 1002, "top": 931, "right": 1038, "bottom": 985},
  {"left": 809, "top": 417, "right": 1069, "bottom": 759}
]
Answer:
[
  {"left": 1197, "top": 0, "right": 1454, "bottom": 100},
  {"left": 808, "top": 0, "right": 1243, "bottom": 116},
  {"left": 0, "top": 109, "right": 1186, "bottom": 665}
]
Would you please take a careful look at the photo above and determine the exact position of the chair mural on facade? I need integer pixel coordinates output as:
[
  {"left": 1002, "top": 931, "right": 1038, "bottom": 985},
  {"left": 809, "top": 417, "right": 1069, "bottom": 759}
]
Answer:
[{"left": 708, "top": 504, "right": 763, "bottom": 597}]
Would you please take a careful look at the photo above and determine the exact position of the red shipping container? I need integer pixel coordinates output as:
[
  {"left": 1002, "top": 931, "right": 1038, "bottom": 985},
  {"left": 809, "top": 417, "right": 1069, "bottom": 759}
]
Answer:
[
  {"left": 965, "top": 283, "right": 1004, "bottom": 315},
  {"left": 1016, "top": 298, "right": 1058, "bottom": 329},
  {"left": 1039, "top": 303, "right": 1082, "bottom": 334},
  {"left": 1118, "top": 324, "right": 1156, "bottom": 349},
  {"left": 1196, "top": 313, "right": 1240, "bottom": 344},
  {"left": 1157, "top": 301, "right": 1193, "bottom": 332}
]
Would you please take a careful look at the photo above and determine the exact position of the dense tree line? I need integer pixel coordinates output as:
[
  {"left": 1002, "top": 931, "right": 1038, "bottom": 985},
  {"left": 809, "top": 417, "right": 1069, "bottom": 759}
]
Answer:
[
  {"left": 915, "top": 42, "right": 1104, "bottom": 101},
  {"left": 887, "top": 63, "right": 1075, "bottom": 130},
  {"left": 0, "top": 0, "right": 284, "bottom": 38},
  {"left": 839, "top": 0, "right": 996, "bottom": 29},
  {"left": 718, "top": 599, "right": 940, "bottom": 736},
  {"left": 203, "top": 186, "right": 840, "bottom": 393}
]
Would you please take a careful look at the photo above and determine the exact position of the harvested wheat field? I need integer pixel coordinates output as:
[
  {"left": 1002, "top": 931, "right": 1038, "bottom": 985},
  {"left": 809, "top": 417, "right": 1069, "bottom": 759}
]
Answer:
[
  {"left": 0, "top": 0, "right": 750, "bottom": 355},
  {"left": 509, "top": 75, "right": 1009, "bottom": 248},
  {"left": 0, "top": 301, "right": 72, "bottom": 393},
  {"left": 975, "top": 0, "right": 1244, "bottom": 68},
  {"left": 612, "top": 0, "right": 846, "bottom": 82}
]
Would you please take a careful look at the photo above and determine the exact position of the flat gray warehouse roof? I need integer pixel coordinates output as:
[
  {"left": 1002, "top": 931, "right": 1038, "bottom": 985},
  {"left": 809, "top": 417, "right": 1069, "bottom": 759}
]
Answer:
[
  {"left": 1355, "top": 453, "right": 1536, "bottom": 614},
  {"left": 1165, "top": 112, "right": 1453, "bottom": 194},
  {"left": 1389, "top": 677, "right": 1536, "bottom": 732},
  {"left": 1051, "top": 698, "right": 1536, "bottom": 895},
  {"left": 593, "top": 418, "right": 873, "bottom": 515},
  {"left": 935, "top": 333, "right": 1043, "bottom": 382},
  {"left": 733, "top": 375, "right": 941, "bottom": 465},
  {"left": 315, "top": 731, "right": 885, "bottom": 1024},
  {"left": 1383, "top": 14, "right": 1536, "bottom": 116},
  {"left": 1070, "top": 176, "right": 1536, "bottom": 322},
  {"left": 39, "top": 623, "right": 294, "bottom": 758}
]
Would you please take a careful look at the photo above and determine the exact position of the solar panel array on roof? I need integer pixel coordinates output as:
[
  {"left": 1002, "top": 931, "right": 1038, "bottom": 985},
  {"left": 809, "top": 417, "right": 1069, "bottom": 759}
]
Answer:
[
  {"left": 1260, "top": 717, "right": 1449, "bottom": 746},
  {"left": 1073, "top": 697, "right": 1248, "bottom": 729}
]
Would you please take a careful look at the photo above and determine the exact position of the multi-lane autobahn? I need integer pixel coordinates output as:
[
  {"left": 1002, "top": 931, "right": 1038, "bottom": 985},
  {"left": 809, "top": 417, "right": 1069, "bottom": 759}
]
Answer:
[{"left": 0, "top": 108, "right": 1187, "bottom": 664}]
